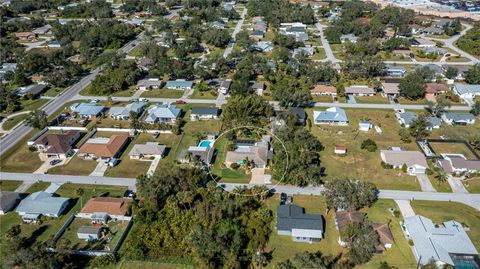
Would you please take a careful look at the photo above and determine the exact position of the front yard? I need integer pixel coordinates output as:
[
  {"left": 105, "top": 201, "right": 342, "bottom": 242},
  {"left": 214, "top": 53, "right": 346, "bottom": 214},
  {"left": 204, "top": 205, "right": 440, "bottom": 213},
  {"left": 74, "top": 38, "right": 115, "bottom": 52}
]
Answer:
[
  {"left": 0, "top": 180, "right": 22, "bottom": 191},
  {"left": 140, "top": 89, "right": 184, "bottom": 99},
  {"left": 48, "top": 156, "right": 98, "bottom": 176},
  {"left": 355, "top": 95, "right": 389, "bottom": 104}
]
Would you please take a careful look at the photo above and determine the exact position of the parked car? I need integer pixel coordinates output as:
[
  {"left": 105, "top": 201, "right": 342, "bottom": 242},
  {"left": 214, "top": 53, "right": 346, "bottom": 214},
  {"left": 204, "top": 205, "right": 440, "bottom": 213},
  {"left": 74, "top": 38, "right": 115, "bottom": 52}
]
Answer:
[
  {"left": 139, "top": 98, "right": 149, "bottom": 102},
  {"left": 176, "top": 100, "right": 186, "bottom": 104},
  {"left": 280, "top": 192, "right": 287, "bottom": 204},
  {"left": 107, "top": 158, "right": 119, "bottom": 167},
  {"left": 49, "top": 159, "right": 61, "bottom": 165},
  {"left": 124, "top": 190, "right": 136, "bottom": 199},
  {"left": 152, "top": 131, "right": 160, "bottom": 139}
]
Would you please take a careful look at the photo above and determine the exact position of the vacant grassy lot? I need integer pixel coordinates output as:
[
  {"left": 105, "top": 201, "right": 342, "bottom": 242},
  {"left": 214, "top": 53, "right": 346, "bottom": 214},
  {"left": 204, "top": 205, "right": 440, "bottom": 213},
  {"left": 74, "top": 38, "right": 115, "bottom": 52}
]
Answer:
[
  {"left": 361, "top": 200, "right": 417, "bottom": 269},
  {"left": 118, "top": 260, "right": 194, "bottom": 269},
  {"left": 411, "top": 201, "right": 480, "bottom": 251},
  {"left": 355, "top": 95, "right": 389, "bottom": 104},
  {"left": 429, "top": 142, "right": 477, "bottom": 160},
  {"left": 48, "top": 156, "right": 98, "bottom": 176},
  {"left": 398, "top": 98, "right": 428, "bottom": 105},
  {"left": 0, "top": 180, "right": 22, "bottom": 191},
  {"left": 0, "top": 137, "right": 43, "bottom": 173},
  {"left": 430, "top": 121, "right": 480, "bottom": 156},
  {"left": 312, "top": 95, "right": 334, "bottom": 103},
  {"left": 307, "top": 108, "right": 421, "bottom": 191},
  {"left": 19, "top": 98, "right": 49, "bottom": 112},
  {"left": 141, "top": 89, "right": 183, "bottom": 99},
  {"left": 26, "top": 181, "right": 50, "bottom": 193},
  {"left": 265, "top": 195, "right": 344, "bottom": 267}
]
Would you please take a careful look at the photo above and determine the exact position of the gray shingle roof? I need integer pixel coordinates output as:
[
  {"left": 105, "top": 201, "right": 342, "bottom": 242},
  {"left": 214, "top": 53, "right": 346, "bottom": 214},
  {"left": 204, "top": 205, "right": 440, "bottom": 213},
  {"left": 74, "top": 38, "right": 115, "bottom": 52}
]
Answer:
[
  {"left": 191, "top": 106, "right": 220, "bottom": 116},
  {"left": 454, "top": 84, "right": 480, "bottom": 95},
  {"left": 15, "top": 191, "right": 69, "bottom": 216},
  {"left": 277, "top": 204, "right": 323, "bottom": 232},
  {"left": 443, "top": 112, "right": 475, "bottom": 122},
  {"left": 0, "top": 191, "right": 21, "bottom": 212}
]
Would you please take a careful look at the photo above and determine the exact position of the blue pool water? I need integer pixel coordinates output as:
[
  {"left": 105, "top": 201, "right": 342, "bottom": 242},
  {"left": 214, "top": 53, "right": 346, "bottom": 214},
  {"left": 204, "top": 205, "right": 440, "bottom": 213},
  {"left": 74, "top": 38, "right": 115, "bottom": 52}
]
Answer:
[{"left": 198, "top": 140, "right": 212, "bottom": 148}]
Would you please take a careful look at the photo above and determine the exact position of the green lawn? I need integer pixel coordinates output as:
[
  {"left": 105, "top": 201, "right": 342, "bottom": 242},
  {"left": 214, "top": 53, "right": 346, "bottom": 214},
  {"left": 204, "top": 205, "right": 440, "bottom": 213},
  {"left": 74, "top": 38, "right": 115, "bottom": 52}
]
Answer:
[
  {"left": 312, "top": 95, "right": 334, "bottom": 103},
  {"left": 0, "top": 134, "right": 44, "bottom": 172},
  {"left": 310, "top": 47, "right": 326, "bottom": 60},
  {"left": 26, "top": 181, "right": 51, "bottom": 193},
  {"left": 429, "top": 142, "right": 477, "bottom": 160},
  {"left": 307, "top": 108, "right": 421, "bottom": 191},
  {"left": 118, "top": 260, "right": 194, "bottom": 269},
  {"left": 19, "top": 98, "right": 49, "bottom": 112},
  {"left": 463, "top": 177, "right": 480, "bottom": 193},
  {"left": 104, "top": 137, "right": 151, "bottom": 178},
  {"left": 1, "top": 114, "right": 28, "bottom": 130},
  {"left": 48, "top": 156, "right": 98, "bottom": 176},
  {"left": 265, "top": 195, "right": 345, "bottom": 267},
  {"left": 0, "top": 180, "right": 22, "bottom": 191},
  {"left": 428, "top": 175, "right": 453, "bottom": 192},
  {"left": 355, "top": 95, "right": 389, "bottom": 104},
  {"left": 411, "top": 201, "right": 480, "bottom": 251},
  {"left": 360, "top": 200, "right": 417, "bottom": 269},
  {"left": 141, "top": 89, "right": 184, "bottom": 99},
  {"left": 398, "top": 98, "right": 429, "bottom": 105},
  {"left": 190, "top": 89, "right": 217, "bottom": 99},
  {"left": 211, "top": 136, "right": 251, "bottom": 183},
  {"left": 446, "top": 56, "right": 470, "bottom": 62},
  {"left": 43, "top": 87, "right": 64, "bottom": 97}
]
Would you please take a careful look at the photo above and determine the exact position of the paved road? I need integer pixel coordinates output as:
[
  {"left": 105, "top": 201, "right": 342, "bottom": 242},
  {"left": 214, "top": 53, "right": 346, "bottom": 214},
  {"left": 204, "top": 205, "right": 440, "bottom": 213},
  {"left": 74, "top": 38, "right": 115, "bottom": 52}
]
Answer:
[
  {"left": 428, "top": 24, "right": 479, "bottom": 65},
  {"left": 223, "top": 7, "right": 247, "bottom": 58},
  {"left": 314, "top": 18, "right": 338, "bottom": 64}
]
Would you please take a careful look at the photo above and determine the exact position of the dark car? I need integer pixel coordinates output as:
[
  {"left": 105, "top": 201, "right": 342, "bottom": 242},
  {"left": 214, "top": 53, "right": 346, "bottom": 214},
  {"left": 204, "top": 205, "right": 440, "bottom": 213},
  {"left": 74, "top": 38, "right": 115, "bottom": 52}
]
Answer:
[
  {"left": 176, "top": 100, "right": 186, "bottom": 104},
  {"left": 49, "top": 159, "right": 61, "bottom": 165},
  {"left": 124, "top": 190, "right": 136, "bottom": 199},
  {"left": 280, "top": 192, "right": 287, "bottom": 204}
]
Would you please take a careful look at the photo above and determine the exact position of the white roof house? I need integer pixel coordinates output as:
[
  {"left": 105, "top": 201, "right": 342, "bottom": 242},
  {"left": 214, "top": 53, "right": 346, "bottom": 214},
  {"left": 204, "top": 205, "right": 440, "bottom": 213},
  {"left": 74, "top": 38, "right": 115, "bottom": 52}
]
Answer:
[
  {"left": 403, "top": 215, "right": 479, "bottom": 267},
  {"left": 313, "top": 107, "right": 348, "bottom": 125},
  {"left": 380, "top": 150, "right": 428, "bottom": 175},
  {"left": 453, "top": 84, "right": 480, "bottom": 98},
  {"left": 441, "top": 112, "right": 476, "bottom": 125},
  {"left": 108, "top": 101, "right": 146, "bottom": 120},
  {"left": 128, "top": 142, "right": 166, "bottom": 159},
  {"left": 16, "top": 191, "right": 69, "bottom": 218},
  {"left": 144, "top": 104, "right": 181, "bottom": 124},
  {"left": 439, "top": 154, "right": 480, "bottom": 174},
  {"left": 345, "top": 85, "right": 375, "bottom": 96}
]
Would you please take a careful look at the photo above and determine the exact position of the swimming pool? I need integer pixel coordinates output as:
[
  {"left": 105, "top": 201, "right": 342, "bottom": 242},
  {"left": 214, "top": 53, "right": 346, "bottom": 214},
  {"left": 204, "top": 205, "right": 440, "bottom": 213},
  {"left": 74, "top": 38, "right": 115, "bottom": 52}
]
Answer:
[{"left": 198, "top": 140, "right": 213, "bottom": 148}]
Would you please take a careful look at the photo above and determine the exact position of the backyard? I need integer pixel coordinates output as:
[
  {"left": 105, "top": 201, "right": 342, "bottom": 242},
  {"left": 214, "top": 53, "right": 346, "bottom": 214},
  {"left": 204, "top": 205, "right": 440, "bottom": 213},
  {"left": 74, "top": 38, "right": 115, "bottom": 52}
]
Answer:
[
  {"left": 307, "top": 108, "right": 421, "bottom": 191},
  {"left": 428, "top": 141, "right": 478, "bottom": 160}
]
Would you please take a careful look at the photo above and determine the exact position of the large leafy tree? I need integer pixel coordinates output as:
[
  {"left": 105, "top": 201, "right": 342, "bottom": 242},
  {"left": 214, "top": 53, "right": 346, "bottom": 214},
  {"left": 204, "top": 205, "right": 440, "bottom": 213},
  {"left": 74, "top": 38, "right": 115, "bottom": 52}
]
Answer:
[
  {"left": 343, "top": 222, "right": 379, "bottom": 265},
  {"left": 221, "top": 95, "right": 273, "bottom": 129},
  {"left": 465, "top": 64, "right": 480, "bottom": 84},
  {"left": 399, "top": 72, "right": 426, "bottom": 100},
  {"left": 25, "top": 110, "right": 48, "bottom": 129},
  {"left": 275, "top": 251, "right": 349, "bottom": 269},
  {"left": 409, "top": 114, "right": 430, "bottom": 140},
  {"left": 324, "top": 179, "right": 378, "bottom": 211}
]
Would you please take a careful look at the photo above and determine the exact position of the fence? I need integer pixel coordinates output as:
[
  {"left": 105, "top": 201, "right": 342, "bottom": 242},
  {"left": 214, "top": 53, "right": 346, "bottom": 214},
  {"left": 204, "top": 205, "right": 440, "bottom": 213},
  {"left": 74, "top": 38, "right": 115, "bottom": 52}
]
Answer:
[
  {"left": 46, "top": 126, "right": 173, "bottom": 134},
  {"left": 27, "top": 127, "right": 48, "bottom": 145},
  {"left": 112, "top": 218, "right": 134, "bottom": 254},
  {"left": 53, "top": 214, "right": 76, "bottom": 242}
]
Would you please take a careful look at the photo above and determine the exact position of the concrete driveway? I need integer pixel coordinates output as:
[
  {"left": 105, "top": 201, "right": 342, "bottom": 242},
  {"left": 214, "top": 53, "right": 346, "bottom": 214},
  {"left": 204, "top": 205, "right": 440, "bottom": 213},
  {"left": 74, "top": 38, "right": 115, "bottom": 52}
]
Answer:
[
  {"left": 447, "top": 176, "right": 469, "bottom": 193},
  {"left": 147, "top": 156, "right": 161, "bottom": 176},
  {"left": 416, "top": 174, "right": 436, "bottom": 192},
  {"left": 395, "top": 200, "right": 416, "bottom": 218},
  {"left": 34, "top": 158, "right": 68, "bottom": 174},
  {"left": 90, "top": 160, "right": 108, "bottom": 177}
]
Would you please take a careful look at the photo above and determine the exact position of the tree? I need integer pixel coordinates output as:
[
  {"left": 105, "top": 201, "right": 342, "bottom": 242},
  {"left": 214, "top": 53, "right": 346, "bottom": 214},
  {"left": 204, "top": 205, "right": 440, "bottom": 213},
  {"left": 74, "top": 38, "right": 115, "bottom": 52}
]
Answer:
[
  {"left": 275, "top": 251, "right": 348, "bottom": 269},
  {"left": 470, "top": 101, "right": 480, "bottom": 116},
  {"left": 470, "top": 136, "right": 480, "bottom": 151},
  {"left": 378, "top": 261, "right": 396, "bottom": 269},
  {"left": 343, "top": 222, "right": 379, "bottom": 265},
  {"left": 444, "top": 66, "right": 458, "bottom": 79},
  {"left": 25, "top": 110, "right": 48, "bottom": 129},
  {"left": 398, "top": 128, "right": 412, "bottom": 143},
  {"left": 361, "top": 139, "right": 377, "bottom": 152},
  {"left": 433, "top": 167, "right": 448, "bottom": 184},
  {"left": 426, "top": 96, "right": 450, "bottom": 117},
  {"left": 221, "top": 95, "right": 273, "bottom": 129},
  {"left": 409, "top": 114, "right": 430, "bottom": 140},
  {"left": 194, "top": 81, "right": 209, "bottom": 92},
  {"left": 76, "top": 187, "right": 84, "bottom": 209},
  {"left": 399, "top": 72, "right": 426, "bottom": 100},
  {"left": 324, "top": 179, "right": 378, "bottom": 211},
  {"left": 202, "top": 29, "right": 230, "bottom": 48},
  {"left": 465, "top": 64, "right": 480, "bottom": 84}
]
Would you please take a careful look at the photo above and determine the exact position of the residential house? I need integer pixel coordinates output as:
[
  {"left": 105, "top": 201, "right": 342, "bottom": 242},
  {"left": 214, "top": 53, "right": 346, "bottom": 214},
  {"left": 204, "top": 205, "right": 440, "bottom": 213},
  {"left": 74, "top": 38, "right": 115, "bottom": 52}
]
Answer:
[
  {"left": 381, "top": 82, "right": 400, "bottom": 98},
  {"left": 392, "top": 49, "right": 413, "bottom": 57},
  {"left": 423, "top": 46, "right": 448, "bottom": 55},
  {"left": 212, "top": 21, "right": 225, "bottom": 29},
  {"left": 32, "top": 24, "right": 52, "bottom": 35},
  {"left": 396, "top": 111, "right": 441, "bottom": 130},
  {"left": 15, "top": 31, "right": 37, "bottom": 40},
  {"left": 334, "top": 210, "right": 364, "bottom": 246},
  {"left": 373, "top": 223, "right": 395, "bottom": 252},
  {"left": 411, "top": 38, "right": 436, "bottom": 48},
  {"left": 251, "top": 17, "right": 267, "bottom": 33},
  {"left": 0, "top": 62, "right": 17, "bottom": 82},
  {"left": 441, "top": 112, "right": 476, "bottom": 125},
  {"left": 206, "top": 79, "right": 232, "bottom": 95},
  {"left": 425, "top": 83, "right": 449, "bottom": 99},
  {"left": 280, "top": 22, "right": 308, "bottom": 42},
  {"left": 78, "top": 135, "right": 129, "bottom": 159},
  {"left": 310, "top": 85, "right": 337, "bottom": 96},
  {"left": 144, "top": 104, "right": 181, "bottom": 124},
  {"left": 33, "top": 130, "right": 80, "bottom": 159},
  {"left": 249, "top": 30, "right": 264, "bottom": 41},
  {"left": 225, "top": 136, "right": 272, "bottom": 168},
  {"left": 250, "top": 81, "right": 265, "bottom": 95},
  {"left": 70, "top": 103, "right": 106, "bottom": 119},
  {"left": 252, "top": 41, "right": 273, "bottom": 52},
  {"left": 137, "top": 58, "right": 153, "bottom": 71},
  {"left": 403, "top": 215, "right": 479, "bottom": 267},
  {"left": 380, "top": 149, "right": 429, "bottom": 175},
  {"left": 433, "top": 20, "right": 449, "bottom": 28},
  {"left": 77, "top": 197, "right": 131, "bottom": 222},
  {"left": 186, "top": 146, "right": 214, "bottom": 165},
  {"left": 439, "top": 154, "right": 480, "bottom": 175},
  {"left": 313, "top": 107, "right": 348, "bottom": 125},
  {"left": 77, "top": 226, "right": 103, "bottom": 241},
  {"left": 417, "top": 64, "right": 444, "bottom": 77},
  {"left": 408, "top": 24, "right": 422, "bottom": 34},
  {"left": 0, "top": 192, "right": 21, "bottom": 215},
  {"left": 276, "top": 204, "right": 324, "bottom": 243},
  {"left": 384, "top": 65, "right": 406, "bottom": 78},
  {"left": 345, "top": 85, "right": 375, "bottom": 96},
  {"left": 359, "top": 121, "right": 373, "bottom": 132},
  {"left": 166, "top": 79, "right": 193, "bottom": 90},
  {"left": 292, "top": 107, "right": 306, "bottom": 125},
  {"left": 293, "top": 47, "right": 314, "bottom": 57},
  {"left": 340, "top": 34, "right": 358, "bottom": 43},
  {"left": 108, "top": 101, "right": 146, "bottom": 120},
  {"left": 136, "top": 78, "right": 162, "bottom": 91},
  {"left": 423, "top": 27, "right": 445, "bottom": 35},
  {"left": 453, "top": 84, "right": 480, "bottom": 99},
  {"left": 15, "top": 84, "right": 47, "bottom": 98},
  {"left": 30, "top": 74, "right": 46, "bottom": 84},
  {"left": 190, "top": 107, "right": 220, "bottom": 120},
  {"left": 129, "top": 142, "right": 166, "bottom": 160},
  {"left": 16, "top": 192, "right": 69, "bottom": 221}
]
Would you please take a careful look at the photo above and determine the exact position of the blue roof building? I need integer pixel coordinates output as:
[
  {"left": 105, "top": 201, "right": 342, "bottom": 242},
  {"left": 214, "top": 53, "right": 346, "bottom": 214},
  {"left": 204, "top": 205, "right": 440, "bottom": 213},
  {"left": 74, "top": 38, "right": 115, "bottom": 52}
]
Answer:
[
  {"left": 166, "top": 79, "right": 194, "bottom": 90},
  {"left": 313, "top": 107, "right": 348, "bottom": 125},
  {"left": 108, "top": 101, "right": 146, "bottom": 120},
  {"left": 145, "top": 104, "right": 181, "bottom": 124},
  {"left": 16, "top": 191, "right": 69, "bottom": 218},
  {"left": 70, "top": 103, "right": 106, "bottom": 118}
]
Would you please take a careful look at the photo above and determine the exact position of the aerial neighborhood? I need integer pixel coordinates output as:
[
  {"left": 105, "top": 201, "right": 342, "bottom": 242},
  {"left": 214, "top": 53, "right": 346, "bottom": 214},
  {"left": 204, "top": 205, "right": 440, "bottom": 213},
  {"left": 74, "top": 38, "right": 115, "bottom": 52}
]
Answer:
[{"left": 0, "top": 0, "right": 480, "bottom": 268}]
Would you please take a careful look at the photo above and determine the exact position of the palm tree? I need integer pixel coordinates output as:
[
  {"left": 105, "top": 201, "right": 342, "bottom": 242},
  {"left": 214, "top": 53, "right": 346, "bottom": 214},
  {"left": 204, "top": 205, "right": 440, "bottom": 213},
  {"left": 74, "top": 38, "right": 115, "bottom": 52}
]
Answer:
[
  {"left": 76, "top": 187, "right": 85, "bottom": 208},
  {"left": 433, "top": 167, "right": 448, "bottom": 184}
]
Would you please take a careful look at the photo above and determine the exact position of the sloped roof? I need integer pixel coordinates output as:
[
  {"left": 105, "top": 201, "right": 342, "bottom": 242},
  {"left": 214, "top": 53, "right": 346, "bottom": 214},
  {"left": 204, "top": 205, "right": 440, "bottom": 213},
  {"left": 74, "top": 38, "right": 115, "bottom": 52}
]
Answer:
[
  {"left": 335, "top": 210, "right": 364, "bottom": 230},
  {"left": 311, "top": 85, "right": 337, "bottom": 94},
  {"left": 71, "top": 103, "right": 105, "bottom": 116},
  {"left": 78, "top": 135, "right": 129, "bottom": 158},
  {"left": 404, "top": 215, "right": 478, "bottom": 266},
  {"left": 426, "top": 83, "right": 449, "bottom": 94},
  {"left": 381, "top": 83, "right": 400, "bottom": 94},
  {"left": 191, "top": 106, "right": 220, "bottom": 116},
  {"left": 80, "top": 197, "right": 130, "bottom": 216},
  {"left": 313, "top": 107, "right": 348, "bottom": 123},
  {"left": 373, "top": 223, "right": 395, "bottom": 250},
  {"left": 166, "top": 79, "right": 193, "bottom": 88},
  {"left": 345, "top": 85, "right": 375, "bottom": 95},
  {"left": 15, "top": 192, "right": 69, "bottom": 216},
  {"left": 454, "top": 84, "right": 480, "bottom": 95},
  {"left": 0, "top": 191, "right": 21, "bottom": 211},
  {"left": 277, "top": 204, "right": 323, "bottom": 232},
  {"left": 380, "top": 150, "right": 428, "bottom": 168},
  {"left": 77, "top": 226, "right": 102, "bottom": 235},
  {"left": 225, "top": 145, "right": 270, "bottom": 166},
  {"left": 108, "top": 102, "right": 145, "bottom": 118},
  {"left": 145, "top": 104, "right": 181, "bottom": 122},
  {"left": 443, "top": 112, "right": 475, "bottom": 122},
  {"left": 128, "top": 142, "right": 166, "bottom": 157},
  {"left": 34, "top": 130, "right": 79, "bottom": 154},
  {"left": 444, "top": 155, "right": 480, "bottom": 171}
]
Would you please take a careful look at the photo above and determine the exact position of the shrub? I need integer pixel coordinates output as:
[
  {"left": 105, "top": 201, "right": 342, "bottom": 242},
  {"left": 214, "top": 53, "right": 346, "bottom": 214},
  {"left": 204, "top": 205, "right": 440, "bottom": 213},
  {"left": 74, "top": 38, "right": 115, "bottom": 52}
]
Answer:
[
  {"left": 230, "top": 163, "right": 240, "bottom": 169},
  {"left": 381, "top": 161, "right": 393, "bottom": 169},
  {"left": 361, "top": 139, "right": 377, "bottom": 152},
  {"left": 28, "top": 146, "right": 37, "bottom": 152},
  {"left": 393, "top": 210, "right": 400, "bottom": 218},
  {"left": 408, "top": 239, "right": 414, "bottom": 246},
  {"left": 425, "top": 168, "right": 433, "bottom": 175},
  {"left": 402, "top": 164, "right": 408, "bottom": 173}
]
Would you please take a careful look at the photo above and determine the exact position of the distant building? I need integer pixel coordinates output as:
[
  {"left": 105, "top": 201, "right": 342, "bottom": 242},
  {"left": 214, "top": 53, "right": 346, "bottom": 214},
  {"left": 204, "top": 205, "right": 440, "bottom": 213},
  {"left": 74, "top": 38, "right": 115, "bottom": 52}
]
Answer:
[
  {"left": 136, "top": 78, "right": 162, "bottom": 91},
  {"left": 453, "top": 84, "right": 480, "bottom": 99},
  {"left": 70, "top": 103, "right": 106, "bottom": 119},
  {"left": 190, "top": 107, "right": 220, "bottom": 120},
  {"left": 15, "top": 84, "right": 47, "bottom": 98},
  {"left": 77, "top": 226, "right": 103, "bottom": 241},
  {"left": 276, "top": 204, "right": 324, "bottom": 243},
  {"left": 439, "top": 154, "right": 480, "bottom": 175},
  {"left": 396, "top": 111, "right": 441, "bottom": 130},
  {"left": 384, "top": 65, "right": 406, "bottom": 78},
  {"left": 345, "top": 85, "right": 375, "bottom": 96},
  {"left": 381, "top": 82, "right": 400, "bottom": 97},
  {"left": 441, "top": 112, "right": 476, "bottom": 125},
  {"left": 340, "top": 34, "right": 358, "bottom": 43},
  {"left": 206, "top": 79, "right": 232, "bottom": 95},
  {"left": 108, "top": 101, "right": 146, "bottom": 120},
  {"left": 403, "top": 215, "right": 479, "bottom": 267},
  {"left": 411, "top": 38, "right": 436, "bottom": 48},
  {"left": 310, "top": 85, "right": 337, "bottom": 96}
]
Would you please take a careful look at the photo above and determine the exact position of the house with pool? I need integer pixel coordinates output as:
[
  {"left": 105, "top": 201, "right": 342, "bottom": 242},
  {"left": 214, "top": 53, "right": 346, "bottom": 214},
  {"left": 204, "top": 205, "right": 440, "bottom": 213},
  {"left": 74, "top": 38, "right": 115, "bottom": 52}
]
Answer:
[
  {"left": 225, "top": 136, "right": 272, "bottom": 169},
  {"left": 181, "top": 135, "right": 216, "bottom": 165}
]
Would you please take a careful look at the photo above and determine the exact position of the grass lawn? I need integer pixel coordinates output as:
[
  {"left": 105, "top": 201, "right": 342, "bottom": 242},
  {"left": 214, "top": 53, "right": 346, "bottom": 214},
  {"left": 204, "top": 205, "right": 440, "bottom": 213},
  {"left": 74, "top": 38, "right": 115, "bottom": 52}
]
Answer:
[
  {"left": 0, "top": 136, "right": 44, "bottom": 173},
  {"left": 26, "top": 181, "right": 51, "bottom": 193},
  {"left": 330, "top": 44, "right": 345, "bottom": 60},
  {"left": 312, "top": 95, "right": 335, "bottom": 103},
  {"left": 378, "top": 51, "right": 412, "bottom": 62},
  {"left": 429, "top": 142, "right": 477, "bottom": 160},
  {"left": 0, "top": 180, "right": 22, "bottom": 191},
  {"left": 430, "top": 121, "right": 480, "bottom": 156},
  {"left": 398, "top": 98, "right": 428, "bottom": 105},
  {"left": 48, "top": 156, "right": 98, "bottom": 176},
  {"left": 190, "top": 89, "right": 218, "bottom": 99},
  {"left": 118, "top": 260, "right": 193, "bottom": 269},
  {"left": 265, "top": 195, "right": 344, "bottom": 267},
  {"left": 310, "top": 47, "right": 326, "bottom": 60},
  {"left": 141, "top": 89, "right": 183, "bottom": 99},
  {"left": 428, "top": 175, "right": 452, "bottom": 192},
  {"left": 410, "top": 201, "right": 480, "bottom": 251},
  {"left": 307, "top": 108, "right": 421, "bottom": 191},
  {"left": 104, "top": 137, "right": 151, "bottom": 178},
  {"left": 463, "top": 177, "right": 480, "bottom": 193},
  {"left": 19, "top": 98, "right": 49, "bottom": 112},
  {"left": 43, "top": 87, "right": 64, "bottom": 97},
  {"left": 446, "top": 56, "right": 470, "bottom": 62},
  {"left": 355, "top": 95, "right": 389, "bottom": 104},
  {"left": 128, "top": 46, "right": 143, "bottom": 57},
  {"left": 360, "top": 200, "right": 417, "bottom": 269},
  {"left": 113, "top": 85, "right": 137, "bottom": 97},
  {"left": 1, "top": 114, "right": 28, "bottom": 130}
]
